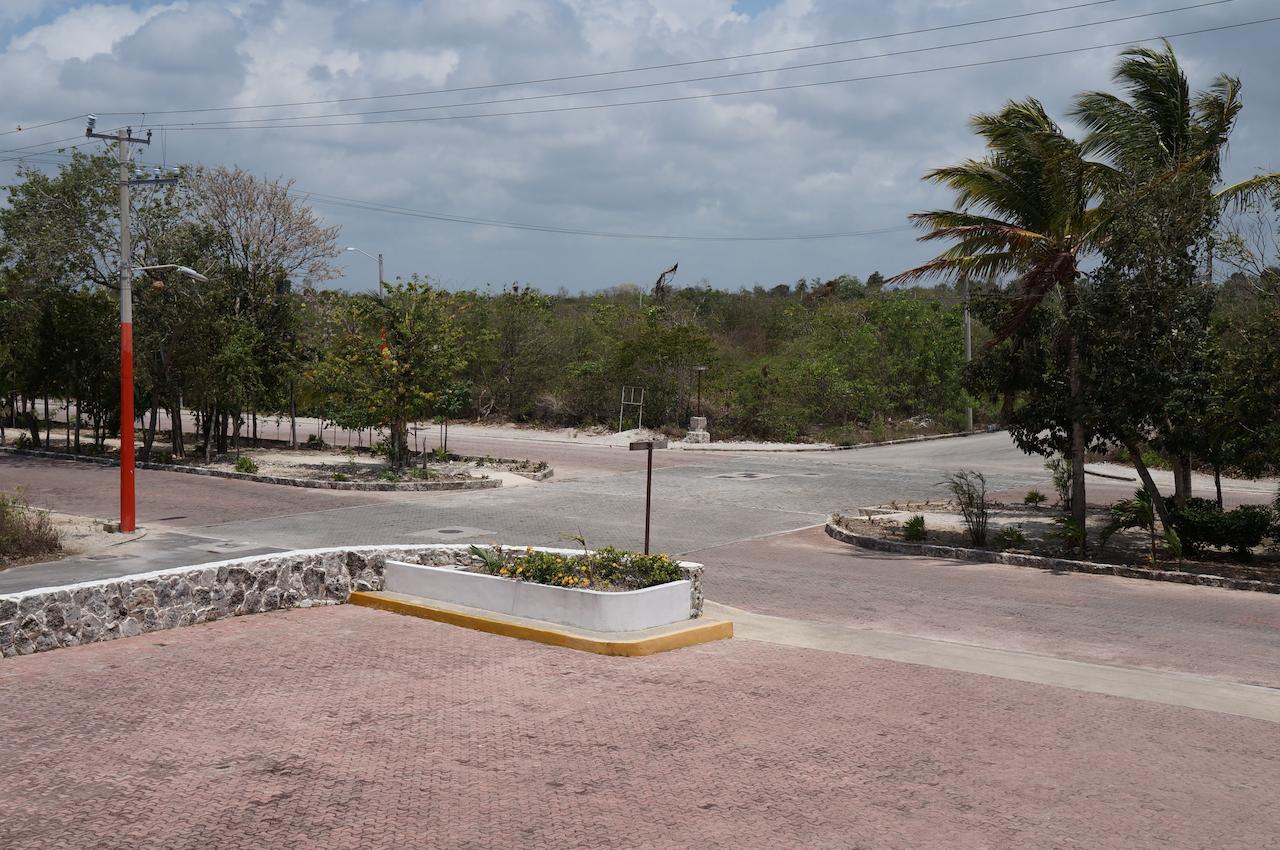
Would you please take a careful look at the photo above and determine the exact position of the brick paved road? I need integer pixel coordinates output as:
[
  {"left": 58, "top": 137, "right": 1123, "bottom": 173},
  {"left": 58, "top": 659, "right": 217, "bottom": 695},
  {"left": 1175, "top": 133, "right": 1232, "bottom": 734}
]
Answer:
[{"left": 2, "top": 606, "right": 1277, "bottom": 850}]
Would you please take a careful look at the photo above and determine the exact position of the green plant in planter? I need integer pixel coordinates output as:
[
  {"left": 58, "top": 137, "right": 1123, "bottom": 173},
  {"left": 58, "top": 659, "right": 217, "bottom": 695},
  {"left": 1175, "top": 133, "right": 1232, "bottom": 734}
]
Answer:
[
  {"left": 993, "top": 526, "right": 1026, "bottom": 551},
  {"left": 431, "top": 446, "right": 449, "bottom": 462},
  {"left": 1023, "top": 490, "right": 1047, "bottom": 506},
  {"left": 234, "top": 456, "right": 259, "bottom": 474},
  {"left": 941, "top": 469, "right": 989, "bottom": 547},
  {"left": 1050, "top": 515, "right": 1086, "bottom": 554},
  {"left": 902, "top": 514, "right": 927, "bottom": 542},
  {"left": 378, "top": 470, "right": 400, "bottom": 482},
  {"left": 331, "top": 472, "right": 349, "bottom": 482},
  {"left": 409, "top": 467, "right": 438, "bottom": 481}
]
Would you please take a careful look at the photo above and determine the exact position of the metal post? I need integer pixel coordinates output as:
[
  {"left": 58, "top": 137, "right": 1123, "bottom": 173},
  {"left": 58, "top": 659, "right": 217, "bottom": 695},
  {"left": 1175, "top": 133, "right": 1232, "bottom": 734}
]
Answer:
[
  {"left": 117, "top": 129, "right": 135, "bottom": 532},
  {"left": 963, "top": 279, "right": 973, "bottom": 432},
  {"left": 378, "top": 253, "right": 384, "bottom": 292},
  {"left": 644, "top": 443, "right": 653, "bottom": 554}
]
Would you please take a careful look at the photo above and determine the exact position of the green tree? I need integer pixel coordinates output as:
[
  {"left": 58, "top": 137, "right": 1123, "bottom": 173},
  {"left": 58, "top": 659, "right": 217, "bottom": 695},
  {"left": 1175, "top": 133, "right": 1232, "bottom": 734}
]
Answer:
[
  {"left": 308, "top": 278, "right": 466, "bottom": 467},
  {"left": 890, "top": 98, "right": 1111, "bottom": 550}
]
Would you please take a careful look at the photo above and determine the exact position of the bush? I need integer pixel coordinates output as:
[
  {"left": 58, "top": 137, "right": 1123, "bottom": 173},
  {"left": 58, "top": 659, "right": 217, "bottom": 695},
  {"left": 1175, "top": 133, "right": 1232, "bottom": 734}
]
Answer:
[
  {"left": 233, "top": 456, "right": 259, "bottom": 474},
  {"left": 468, "top": 544, "right": 684, "bottom": 590},
  {"left": 1023, "top": 490, "right": 1047, "bottom": 506},
  {"left": 1171, "top": 497, "right": 1271, "bottom": 556},
  {"left": 0, "top": 489, "right": 61, "bottom": 562},
  {"left": 942, "top": 469, "right": 989, "bottom": 547},
  {"left": 1045, "top": 456, "right": 1072, "bottom": 510},
  {"left": 304, "top": 434, "right": 327, "bottom": 450},
  {"left": 902, "top": 514, "right": 926, "bottom": 542},
  {"left": 993, "top": 526, "right": 1026, "bottom": 551},
  {"left": 409, "top": 467, "right": 438, "bottom": 481},
  {"left": 331, "top": 472, "right": 349, "bottom": 482},
  {"left": 378, "top": 470, "right": 400, "bottom": 482},
  {"left": 14, "top": 433, "right": 33, "bottom": 450}
]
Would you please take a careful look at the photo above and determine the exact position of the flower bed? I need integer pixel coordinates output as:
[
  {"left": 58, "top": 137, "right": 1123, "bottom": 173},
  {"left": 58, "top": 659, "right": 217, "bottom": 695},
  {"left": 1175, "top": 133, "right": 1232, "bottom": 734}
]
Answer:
[{"left": 384, "top": 546, "right": 703, "bottom": 632}]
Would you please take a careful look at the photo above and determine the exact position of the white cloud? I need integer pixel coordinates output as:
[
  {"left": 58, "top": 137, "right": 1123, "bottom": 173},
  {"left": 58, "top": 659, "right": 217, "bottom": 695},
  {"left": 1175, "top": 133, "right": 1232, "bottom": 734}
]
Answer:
[
  {"left": 8, "top": 2, "right": 184, "bottom": 62},
  {"left": 0, "top": 0, "right": 1277, "bottom": 291}
]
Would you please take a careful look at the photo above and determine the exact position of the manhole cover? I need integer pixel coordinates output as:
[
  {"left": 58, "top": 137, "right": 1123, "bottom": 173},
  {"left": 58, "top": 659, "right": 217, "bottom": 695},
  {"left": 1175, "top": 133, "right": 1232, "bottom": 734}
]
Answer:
[
  {"left": 706, "top": 471, "right": 779, "bottom": 481},
  {"left": 438, "top": 529, "right": 464, "bottom": 535},
  {"left": 411, "top": 527, "right": 494, "bottom": 540}
]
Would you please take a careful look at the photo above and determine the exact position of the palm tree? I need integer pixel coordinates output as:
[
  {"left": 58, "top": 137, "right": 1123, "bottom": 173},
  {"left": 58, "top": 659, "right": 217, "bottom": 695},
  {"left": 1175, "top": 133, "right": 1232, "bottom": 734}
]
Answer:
[
  {"left": 1073, "top": 42, "right": 1280, "bottom": 511},
  {"left": 889, "top": 98, "right": 1111, "bottom": 551}
]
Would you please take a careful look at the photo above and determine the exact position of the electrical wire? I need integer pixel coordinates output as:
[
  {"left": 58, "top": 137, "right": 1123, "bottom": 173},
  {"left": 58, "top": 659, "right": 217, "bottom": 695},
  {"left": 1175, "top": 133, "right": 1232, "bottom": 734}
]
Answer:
[
  {"left": 149, "top": 16, "right": 1280, "bottom": 131},
  {"left": 0, "top": 114, "right": 88, "bottom": 138},
  {"left": 129, "top": 0, "right": 1234, "bottom": 130},
  {"left": 93, "top": 0, "right": 1131, "bottom": 118},
  {"left": 292, "top": 188, "right": 914, "bottom": 242}
]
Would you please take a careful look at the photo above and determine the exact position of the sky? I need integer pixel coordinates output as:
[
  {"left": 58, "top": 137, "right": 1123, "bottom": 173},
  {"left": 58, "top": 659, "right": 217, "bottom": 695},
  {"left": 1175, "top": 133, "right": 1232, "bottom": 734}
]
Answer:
[{"left": 0, "top": 0, "right": 1276, "bottom": 293}]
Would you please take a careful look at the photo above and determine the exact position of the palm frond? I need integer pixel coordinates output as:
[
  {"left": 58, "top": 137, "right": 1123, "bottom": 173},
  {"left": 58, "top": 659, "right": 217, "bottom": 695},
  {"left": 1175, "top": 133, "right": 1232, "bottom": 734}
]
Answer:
[{"left": 1214, "top": 172, "right": 1280, "bottom": 213}]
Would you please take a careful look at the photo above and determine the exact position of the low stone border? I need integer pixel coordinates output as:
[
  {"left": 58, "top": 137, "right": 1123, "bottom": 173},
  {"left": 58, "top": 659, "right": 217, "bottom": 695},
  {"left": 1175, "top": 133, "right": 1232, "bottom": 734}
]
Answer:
[
  {"left": 676, "top": 428, "right": 999, "bottom": 453},
  {"left": 0, "top": 544, "right": 705, "bottom": 657},
  {"left": 454, "top": 454, "right": 554, "bottom": 481},
  {"left": 825, "top": 519, "right": 1280, "bottom": 594},
  {"left": 0, "top": 446, "right": 501, "bottom": 491}
]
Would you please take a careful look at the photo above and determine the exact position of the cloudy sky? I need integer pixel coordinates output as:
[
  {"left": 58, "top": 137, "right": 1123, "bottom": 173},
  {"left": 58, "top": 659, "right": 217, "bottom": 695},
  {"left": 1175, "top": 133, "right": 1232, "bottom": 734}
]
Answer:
[{"left": 1, "top": 0, "right": 1276, "bottom": 293}]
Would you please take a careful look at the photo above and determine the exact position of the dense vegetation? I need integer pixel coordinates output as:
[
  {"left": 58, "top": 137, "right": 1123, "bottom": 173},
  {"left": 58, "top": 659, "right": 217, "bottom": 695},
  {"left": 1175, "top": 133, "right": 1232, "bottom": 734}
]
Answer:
[{"left": 0, "top": 153, "right": 976, "bottom": 452}]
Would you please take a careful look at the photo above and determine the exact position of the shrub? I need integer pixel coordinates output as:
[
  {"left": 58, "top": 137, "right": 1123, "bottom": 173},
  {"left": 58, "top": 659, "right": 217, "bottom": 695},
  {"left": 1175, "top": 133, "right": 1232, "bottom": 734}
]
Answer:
[
  {"left": 431, "top": 447, "right": 449, "bottom": 462},
  {"left": 331, "top": 472, "right": 349, "bottom": 482},
  {"left": 409, "top": 467, "right": 438, "bottom": 481},
  {"left": 378, "top": 470, "right": 400, "bottom": 482},
  {"left": 1023, "top": 490, "right": 1047, "bottom": 506},
  {"left": 993, "top": 526, "right": 1026, "bottom": 551},
  {"left": 468, "top": 544, "right": 684, "bottom": 590},
  {"left": 304, "top": 434, "right": 327, "bottom": 450},
  {"left": 1045, "top": 456, "right": 1072, "bottom": 510},
  {"left": 14, "top": 433, "right": 33, "bottom": 450},
  {"left": 1050, "top": 515, "right": 1085, "bottom": 553},
  {"left": 1172, "top": 498, "right": 1271, "bottom": 556},
  {"left": 902, "top": 514, "right": 927, "bottom": 542},
  {"left": 234, "top": 456, "right": 259, "bottom": 474},
  {"left": 942, "top": 469, "right": 989, "bottom": 547},
  {"left": 0, "top": 489, "right": 61, "bottom": 562},
  {"left": 1100, "top": 489, "right": 1159, "bottom": 564}
]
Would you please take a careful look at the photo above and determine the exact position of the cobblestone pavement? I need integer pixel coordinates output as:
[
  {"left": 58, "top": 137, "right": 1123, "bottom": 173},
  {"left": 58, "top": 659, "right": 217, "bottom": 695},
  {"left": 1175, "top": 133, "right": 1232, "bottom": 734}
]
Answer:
[
  {"left": 693, "top": 526, "right": 1280, "bottom": 688},
  {"left": 3, "top": 605, "right": 1278, "bottom": 850}
]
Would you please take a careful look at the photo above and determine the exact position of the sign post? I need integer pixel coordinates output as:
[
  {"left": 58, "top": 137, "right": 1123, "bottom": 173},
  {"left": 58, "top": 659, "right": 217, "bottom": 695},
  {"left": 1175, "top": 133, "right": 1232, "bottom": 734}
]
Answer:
[{"left": 628, "top": 438, "right": 667, "bottom": 554}]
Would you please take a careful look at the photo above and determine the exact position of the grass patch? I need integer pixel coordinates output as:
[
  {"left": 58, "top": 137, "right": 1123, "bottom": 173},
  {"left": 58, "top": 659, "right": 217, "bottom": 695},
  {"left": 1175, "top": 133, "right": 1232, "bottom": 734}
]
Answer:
[{"left": 0, "top": 489, "right": 61, "bottom": 564}]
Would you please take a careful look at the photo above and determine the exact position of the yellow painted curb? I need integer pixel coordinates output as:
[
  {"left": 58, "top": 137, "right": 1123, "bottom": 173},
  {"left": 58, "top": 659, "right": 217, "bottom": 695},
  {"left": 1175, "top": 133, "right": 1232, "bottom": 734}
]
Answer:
[{"left": 349, "top": 591, "right": 732, "bottom": 656}]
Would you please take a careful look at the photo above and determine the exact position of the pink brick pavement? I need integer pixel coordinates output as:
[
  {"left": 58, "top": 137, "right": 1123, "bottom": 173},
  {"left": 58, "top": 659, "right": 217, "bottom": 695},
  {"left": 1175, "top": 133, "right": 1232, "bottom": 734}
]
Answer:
[{"left": 2, "top": 606, "right": 1277, "bottom": 849}]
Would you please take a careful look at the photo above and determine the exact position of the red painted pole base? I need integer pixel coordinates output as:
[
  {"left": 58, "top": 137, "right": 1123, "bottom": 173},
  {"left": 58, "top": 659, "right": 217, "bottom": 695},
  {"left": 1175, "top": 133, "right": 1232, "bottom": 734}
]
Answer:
[{"left": 120, "top": 321, "right": 135, "bottom": 533}]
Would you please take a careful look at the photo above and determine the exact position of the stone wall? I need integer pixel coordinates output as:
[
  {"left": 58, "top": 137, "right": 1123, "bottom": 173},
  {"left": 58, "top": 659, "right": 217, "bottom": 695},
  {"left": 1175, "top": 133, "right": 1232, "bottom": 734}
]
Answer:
[
  {"left": 0, "top": 545, "right": 705, "bottom": 658},
  {"left": 1, "top": 549, "right": 387, "bottom": 658}
]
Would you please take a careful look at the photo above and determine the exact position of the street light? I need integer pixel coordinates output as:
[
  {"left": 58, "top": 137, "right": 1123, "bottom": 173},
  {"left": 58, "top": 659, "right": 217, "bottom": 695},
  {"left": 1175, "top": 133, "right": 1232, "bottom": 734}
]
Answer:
[
  {"left": 628, "top": 438, "right": 667, "bottom": 554},
  {"left": 137, "top": 264, "right": 209, "bottom": 284},
  {"left": 346, "top": 246, "right": 384, "bottom": 292}
]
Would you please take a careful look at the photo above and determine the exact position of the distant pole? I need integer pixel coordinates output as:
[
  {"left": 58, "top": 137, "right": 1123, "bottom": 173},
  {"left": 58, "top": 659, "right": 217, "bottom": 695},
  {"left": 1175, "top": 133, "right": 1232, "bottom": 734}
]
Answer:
[
  {"left": 695, "top": 366, "right": 707, "bottom": 417},
  {"left": 378, "top": 253, "right": 384, "bottom": 292},
  {"left": 963, "top": 278, "right": 973, "bottom": 431}
]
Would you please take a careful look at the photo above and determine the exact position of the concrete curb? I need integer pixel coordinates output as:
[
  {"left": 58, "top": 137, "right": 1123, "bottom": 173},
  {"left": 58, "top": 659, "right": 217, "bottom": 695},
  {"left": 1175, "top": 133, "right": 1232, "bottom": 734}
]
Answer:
[
  {"left": 675, "top": 428, "right": 998, "bottom": 453},
  {"left": 350, "top": 591, "right": 733, "bottom": 656},
  {"left": 0, "top": 446, "right": 502, "bottom": 492},
  {"left": 824, "top": 520, "right": 1280, "bottom": 594}
]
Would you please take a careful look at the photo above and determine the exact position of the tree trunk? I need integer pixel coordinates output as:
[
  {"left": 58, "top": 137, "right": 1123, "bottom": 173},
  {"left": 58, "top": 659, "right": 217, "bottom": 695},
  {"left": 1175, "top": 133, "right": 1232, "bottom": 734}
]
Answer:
[
  {"left": 43, "top": 395, "right": 50, "bottom": 445},
  {"left": 1068, "top": 334, "right": 1088, "bottom": 555},
  {"left": 203, "top": 405, "right": 216, "bottom": 462},
  {"left": 23, "top": 408, "right": 42, "bottom": 449},
  {"left": 142, "top": 399, "right": 159, "bottom": 462},
  {"left": 289, "top": 384, "right": 298, "bottom": 450},
  {"left": 1125, "top": 437, "right": 1174, "bottom": 532},
  {"left": 233, "top": 412, "right": 242, "bottom": 457},
  {"left": 73, "top": 397, "right": 81, "bottom": 452},
  {"left": 252, "top": 412, "right": 258, "bottom": 448},
  {"left": 1213, "top": 464, "right": 1223, "bottom": 509},
  {"left": 1170, "top": 452, "right": 1193, "bottom": 507}
]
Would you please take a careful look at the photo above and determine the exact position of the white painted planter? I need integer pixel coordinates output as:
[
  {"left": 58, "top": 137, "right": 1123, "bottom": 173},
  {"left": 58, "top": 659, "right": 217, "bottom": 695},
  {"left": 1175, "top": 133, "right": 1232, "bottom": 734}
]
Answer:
[{"left": 384, "top": 560, "right": 694, "bottom": 632}]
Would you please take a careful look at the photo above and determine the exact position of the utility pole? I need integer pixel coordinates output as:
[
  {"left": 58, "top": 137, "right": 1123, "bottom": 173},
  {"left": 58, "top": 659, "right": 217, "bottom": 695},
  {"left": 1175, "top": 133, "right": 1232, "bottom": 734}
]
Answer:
[
  {"left": 85, "top": 117, "right": 177, "bottom": 533},
  {"left": 963, "top": 276, "right": 973, "bottom": 432}
]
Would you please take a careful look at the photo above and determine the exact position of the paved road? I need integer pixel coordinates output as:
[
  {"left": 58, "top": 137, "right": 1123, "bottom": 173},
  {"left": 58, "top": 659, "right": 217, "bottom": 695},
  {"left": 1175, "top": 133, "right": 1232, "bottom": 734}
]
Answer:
[
  {"left": 4, "top": 431, "right": 1277, "bottom": 687},
  {"left": 4, "top": 605, "right": 1278, "bottom": 850}
]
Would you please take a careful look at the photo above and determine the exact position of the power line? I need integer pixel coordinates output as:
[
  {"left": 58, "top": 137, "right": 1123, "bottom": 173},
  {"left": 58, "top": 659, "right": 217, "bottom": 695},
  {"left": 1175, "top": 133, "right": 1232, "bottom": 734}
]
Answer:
[
  {"left": 134, "top": 1, "right": 1233, "bottom": 130},
  {"left": 94, "top": 0, "right": 1129, "bottom": 118},
  {"left": 150, "top": 16, "right": 1280, "bottom": 132},
  {"left": 293, "top": 188, "right": 913, "bottom": 242},
  {"left": 0, "top": 114, "right": 88, "bottom": 138}
]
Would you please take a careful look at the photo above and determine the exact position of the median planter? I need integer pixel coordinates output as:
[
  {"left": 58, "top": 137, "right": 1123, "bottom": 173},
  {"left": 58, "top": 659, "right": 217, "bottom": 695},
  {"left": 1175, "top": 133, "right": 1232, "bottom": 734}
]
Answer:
[{"left": 384, "top": 556, "right": 699, "bottom": 632}]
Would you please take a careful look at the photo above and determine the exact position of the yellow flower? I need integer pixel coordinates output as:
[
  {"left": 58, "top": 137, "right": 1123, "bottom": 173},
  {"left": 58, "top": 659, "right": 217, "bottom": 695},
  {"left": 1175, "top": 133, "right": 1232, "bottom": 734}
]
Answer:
[{"left": 499, "top": 568, "right": 510, "bottom": 577}]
